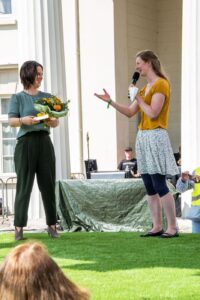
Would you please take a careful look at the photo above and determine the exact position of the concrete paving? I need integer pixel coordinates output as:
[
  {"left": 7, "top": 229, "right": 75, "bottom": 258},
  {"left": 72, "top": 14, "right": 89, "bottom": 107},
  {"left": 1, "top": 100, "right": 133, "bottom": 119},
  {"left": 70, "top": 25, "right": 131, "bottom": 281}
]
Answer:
[{"left": 0, "top": 216, "right": 192, "bottom": 233}]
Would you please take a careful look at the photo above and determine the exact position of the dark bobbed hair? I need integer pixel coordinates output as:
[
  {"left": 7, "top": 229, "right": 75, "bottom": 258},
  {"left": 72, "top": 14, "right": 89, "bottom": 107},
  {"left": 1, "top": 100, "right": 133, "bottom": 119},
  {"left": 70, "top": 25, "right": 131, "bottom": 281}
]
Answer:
[
  {"left": 0, "top": 242, "right": 90, "bottom": 300},
  {"left": 20, "top": 60, "right": 43, "bottom": 89},
  {"left": 136, "top": 50, "right": 168, "bottom": 81}
]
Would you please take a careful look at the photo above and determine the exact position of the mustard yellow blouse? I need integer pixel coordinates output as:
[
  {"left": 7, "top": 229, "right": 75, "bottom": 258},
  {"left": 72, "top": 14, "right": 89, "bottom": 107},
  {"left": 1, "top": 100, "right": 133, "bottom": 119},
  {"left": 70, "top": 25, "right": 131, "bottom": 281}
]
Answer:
[{"left": 138, "top": 78, "right": 170, "bottom": 130}]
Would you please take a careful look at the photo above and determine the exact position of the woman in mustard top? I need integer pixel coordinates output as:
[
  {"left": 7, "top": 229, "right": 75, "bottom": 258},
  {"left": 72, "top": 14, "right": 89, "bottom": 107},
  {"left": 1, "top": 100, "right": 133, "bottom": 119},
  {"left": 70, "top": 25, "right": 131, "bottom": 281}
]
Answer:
[{"left": 94, "top": 50, "right": 179, "bottom": 238}]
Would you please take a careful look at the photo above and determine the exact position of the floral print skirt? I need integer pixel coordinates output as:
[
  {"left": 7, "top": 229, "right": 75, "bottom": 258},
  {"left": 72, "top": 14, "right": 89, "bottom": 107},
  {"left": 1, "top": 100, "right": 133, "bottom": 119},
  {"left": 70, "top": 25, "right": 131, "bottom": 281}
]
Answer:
[{"left": 136, "top": 128, "right": 179, "bottom": 176}]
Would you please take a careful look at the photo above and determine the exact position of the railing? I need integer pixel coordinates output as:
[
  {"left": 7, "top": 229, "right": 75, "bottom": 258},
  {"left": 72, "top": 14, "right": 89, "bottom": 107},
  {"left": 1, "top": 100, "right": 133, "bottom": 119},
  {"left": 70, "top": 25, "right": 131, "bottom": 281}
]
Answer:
[
  {"left": 0, "top": 177, "right": 17, "bottom": 222},
  {"left": 0, "top": 178, "right": 5, "bottom": 223},
  {"left": 5, "top": 176, "right": 17, "bottom": 219}
]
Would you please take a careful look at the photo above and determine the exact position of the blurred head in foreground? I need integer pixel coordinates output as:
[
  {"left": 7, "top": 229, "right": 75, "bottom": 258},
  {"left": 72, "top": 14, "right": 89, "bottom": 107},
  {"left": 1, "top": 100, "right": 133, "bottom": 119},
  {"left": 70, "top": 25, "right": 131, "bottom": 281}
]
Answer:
[{"left": 0, "top": 242, "right": 90, "bottom": 300}]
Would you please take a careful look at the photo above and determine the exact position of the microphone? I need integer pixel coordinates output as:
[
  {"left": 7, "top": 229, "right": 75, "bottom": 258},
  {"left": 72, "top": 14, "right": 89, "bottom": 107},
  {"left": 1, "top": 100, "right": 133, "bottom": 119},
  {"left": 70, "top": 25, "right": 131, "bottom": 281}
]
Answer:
[
  {"left": 128, "top": 71, "right": 140, "bottom": 101},
  {"left": 132, "top": 71, "right": 140, "bottom": 85}
]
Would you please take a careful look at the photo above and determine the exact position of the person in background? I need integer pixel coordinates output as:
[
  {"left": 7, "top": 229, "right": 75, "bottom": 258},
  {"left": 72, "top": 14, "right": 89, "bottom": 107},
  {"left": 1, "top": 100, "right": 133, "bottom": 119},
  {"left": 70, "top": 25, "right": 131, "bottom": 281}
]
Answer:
[
  {"left": 95, "top": 49, "right": 179, "bottom": 238},
  {"left": 168, "top": 145, "right": 181, "bottom": 186},
  {"left": 174, "top": 145, "right": 181, "bottom": 166},
  {"left": 0, "top": 242, "right": 90, "bottom": 300},
  {"left": 118, "top": 146, "right": 139, "bottom": 178},
  {"left": 8, "top": 60, "right": 59, "bottom": 240},
  {"left": 176, "top": 168, "right": 200, "bottom": 233}
]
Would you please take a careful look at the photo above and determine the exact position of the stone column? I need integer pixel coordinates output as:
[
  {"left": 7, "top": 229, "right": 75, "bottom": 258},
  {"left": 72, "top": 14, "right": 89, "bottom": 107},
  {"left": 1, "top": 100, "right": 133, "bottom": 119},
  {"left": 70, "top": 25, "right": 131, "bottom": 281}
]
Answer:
[
  {"left": 61, "top": 0, "right": 84, "bottom": 173},
  {"left": 17, "top": 0, "right": 70, "bottom": 220},
  {"left": 181, "top": 0, "right": 200, "bottom": 214}
]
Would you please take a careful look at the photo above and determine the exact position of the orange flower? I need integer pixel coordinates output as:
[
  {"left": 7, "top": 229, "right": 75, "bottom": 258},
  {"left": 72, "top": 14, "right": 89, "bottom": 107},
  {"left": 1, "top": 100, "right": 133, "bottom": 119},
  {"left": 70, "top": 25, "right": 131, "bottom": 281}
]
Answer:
[{"left": 53, "top": 104, "right": 62, "bottom": 111}]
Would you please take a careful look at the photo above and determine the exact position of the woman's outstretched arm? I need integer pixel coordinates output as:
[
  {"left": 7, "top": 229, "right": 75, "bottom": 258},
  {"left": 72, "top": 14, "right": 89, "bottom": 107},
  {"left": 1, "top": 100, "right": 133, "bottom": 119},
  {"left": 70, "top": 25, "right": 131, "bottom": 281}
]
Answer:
[{"left": 94, "top": 88, "right": 139, "bottom": 118}]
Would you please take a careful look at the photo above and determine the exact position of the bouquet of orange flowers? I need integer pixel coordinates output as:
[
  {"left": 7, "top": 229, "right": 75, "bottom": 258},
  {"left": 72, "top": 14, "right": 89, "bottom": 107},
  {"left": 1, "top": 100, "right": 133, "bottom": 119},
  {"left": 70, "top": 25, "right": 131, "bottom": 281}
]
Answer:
[{"left": 34, "top": 95, "right": 70, "bottom": 120}]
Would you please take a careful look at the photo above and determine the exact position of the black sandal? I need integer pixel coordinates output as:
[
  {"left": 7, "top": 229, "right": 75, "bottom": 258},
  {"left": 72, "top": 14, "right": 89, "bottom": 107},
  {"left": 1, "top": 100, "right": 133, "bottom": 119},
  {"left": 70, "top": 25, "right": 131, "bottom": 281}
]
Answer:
[
  {"left": 160, "top": 231, "right": 179, "bottom": 238},
  {"left": 140, "top": 229, "right": 164, "bottom": 237}
]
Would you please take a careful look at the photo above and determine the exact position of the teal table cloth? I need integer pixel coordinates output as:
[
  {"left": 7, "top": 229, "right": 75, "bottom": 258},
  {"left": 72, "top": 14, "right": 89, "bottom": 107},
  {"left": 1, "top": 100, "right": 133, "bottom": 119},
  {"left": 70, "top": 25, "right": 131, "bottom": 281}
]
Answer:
[{"left": 56, "top": 179, "right": 178, "bottom": 232}]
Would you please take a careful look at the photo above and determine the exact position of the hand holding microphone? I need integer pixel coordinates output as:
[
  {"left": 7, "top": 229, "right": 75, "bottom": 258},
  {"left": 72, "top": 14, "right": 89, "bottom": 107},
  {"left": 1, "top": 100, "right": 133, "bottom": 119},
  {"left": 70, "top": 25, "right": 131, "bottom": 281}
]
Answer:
[{"left": 128, "top": 71, "right": 140, "bottom": 101}]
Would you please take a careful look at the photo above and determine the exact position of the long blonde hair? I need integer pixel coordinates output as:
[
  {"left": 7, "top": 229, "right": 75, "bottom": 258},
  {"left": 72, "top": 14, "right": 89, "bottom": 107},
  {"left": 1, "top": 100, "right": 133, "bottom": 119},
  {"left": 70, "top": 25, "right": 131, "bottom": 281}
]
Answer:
[
  {"left": 0, "top": 242, "right": 90, "bottom": 300},
  {"left": 136, "top": 50, "right": 168, "bottom": 80}
]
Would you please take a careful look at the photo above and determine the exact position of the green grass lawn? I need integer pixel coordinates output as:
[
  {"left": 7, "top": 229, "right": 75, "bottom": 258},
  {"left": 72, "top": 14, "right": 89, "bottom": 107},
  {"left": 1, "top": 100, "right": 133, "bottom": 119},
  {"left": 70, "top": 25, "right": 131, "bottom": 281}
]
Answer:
[{"left": 0, "top": 232, "right": 200, "bottom": 299}]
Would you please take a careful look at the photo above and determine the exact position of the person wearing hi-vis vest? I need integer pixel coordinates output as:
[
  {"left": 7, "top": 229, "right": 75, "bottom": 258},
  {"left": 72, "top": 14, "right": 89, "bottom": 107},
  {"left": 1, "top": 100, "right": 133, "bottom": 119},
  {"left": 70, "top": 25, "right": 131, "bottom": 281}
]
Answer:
[{"left": 176, "top": 167, "right": 200, "bottom": 233}]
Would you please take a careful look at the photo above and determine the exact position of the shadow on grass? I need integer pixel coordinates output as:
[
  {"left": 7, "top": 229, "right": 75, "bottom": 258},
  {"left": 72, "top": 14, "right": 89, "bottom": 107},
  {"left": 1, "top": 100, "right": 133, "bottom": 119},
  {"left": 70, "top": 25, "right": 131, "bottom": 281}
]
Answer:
[{"left": 2, "top": 232, "right": 198, "bottom": 273}]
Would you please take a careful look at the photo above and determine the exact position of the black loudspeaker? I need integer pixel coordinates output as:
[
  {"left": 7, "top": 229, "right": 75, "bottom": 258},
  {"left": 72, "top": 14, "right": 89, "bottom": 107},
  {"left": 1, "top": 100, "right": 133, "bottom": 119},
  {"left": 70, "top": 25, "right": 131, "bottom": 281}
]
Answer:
[{"left": 85, "top": 159, "right": 98, "bottom": 179}]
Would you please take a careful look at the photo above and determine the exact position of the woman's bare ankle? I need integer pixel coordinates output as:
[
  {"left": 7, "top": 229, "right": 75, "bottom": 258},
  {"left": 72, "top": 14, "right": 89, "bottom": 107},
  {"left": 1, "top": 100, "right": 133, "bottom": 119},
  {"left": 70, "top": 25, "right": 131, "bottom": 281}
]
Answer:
[{"left": 15, "top": 226, "right": 22, "bottom": 232}]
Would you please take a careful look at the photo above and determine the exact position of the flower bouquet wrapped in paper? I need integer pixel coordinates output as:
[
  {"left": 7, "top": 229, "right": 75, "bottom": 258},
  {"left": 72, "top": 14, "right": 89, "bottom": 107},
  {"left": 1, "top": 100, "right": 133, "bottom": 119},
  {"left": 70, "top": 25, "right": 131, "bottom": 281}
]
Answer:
[{"left": 34, "top": 95, "right": 70, "bottom": 120}]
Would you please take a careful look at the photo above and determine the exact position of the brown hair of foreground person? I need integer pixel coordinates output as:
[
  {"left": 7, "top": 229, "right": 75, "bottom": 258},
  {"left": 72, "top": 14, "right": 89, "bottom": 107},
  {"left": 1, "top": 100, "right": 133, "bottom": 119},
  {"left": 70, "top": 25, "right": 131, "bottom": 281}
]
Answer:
[{"left": 0, "top": 242, "right": 90, "bottom": 300}]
